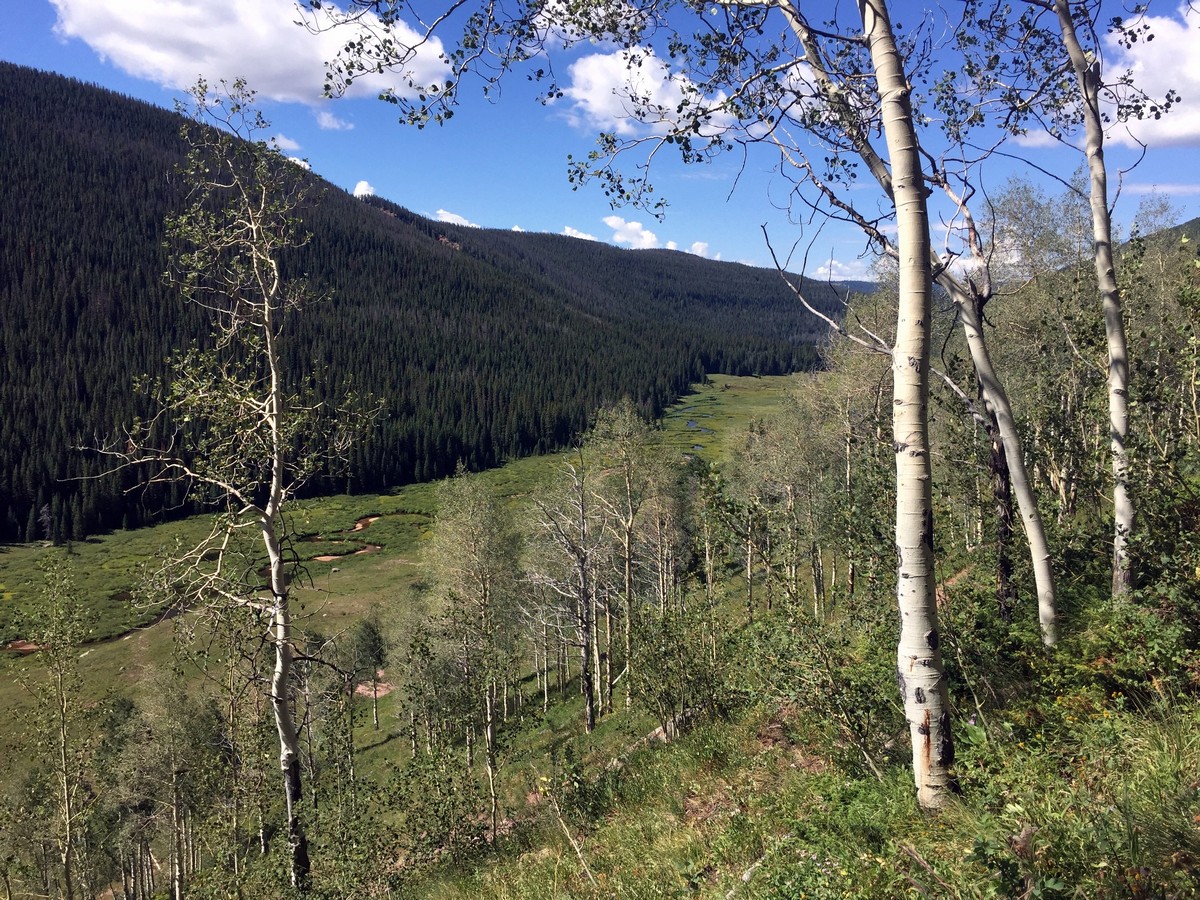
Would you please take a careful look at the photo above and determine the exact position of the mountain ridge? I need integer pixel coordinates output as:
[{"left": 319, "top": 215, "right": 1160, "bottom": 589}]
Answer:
[{"left": 0, "top": 61, "right": 856, "bottom": 542}]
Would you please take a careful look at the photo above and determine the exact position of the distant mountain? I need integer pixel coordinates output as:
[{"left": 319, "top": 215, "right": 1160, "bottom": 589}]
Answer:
[
  {"left": 1158, "top": 215, "right": 1200, "bottom": 244},
  {"left": 0, "top": 61, "right": 861, "bottom": 543}
]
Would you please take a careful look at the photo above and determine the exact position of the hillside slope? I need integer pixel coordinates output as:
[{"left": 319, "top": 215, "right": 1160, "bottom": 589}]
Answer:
[{"left": 0, "top": 62, "right": 858, "bottom": 542}]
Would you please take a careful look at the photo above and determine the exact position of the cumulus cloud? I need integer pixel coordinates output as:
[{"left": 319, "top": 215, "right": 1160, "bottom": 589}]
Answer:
[
  {"left": 1104, "top": 4, "right": 1200, "bottom": 148},
  {"left": 813, "top": 257, "right": 872, "bottom": 281},
  {"left": 511, "top": 225, "right": 526, "bottom": 231},
  {"left": 564, "top": 48, "right": 733, "bottom": 137},
  {"left": 563, "top": 226, "right": 599, "bottom": 241},
  {"left": 288, "top": 157, "right": 311, "bottom": 170},
  {"left": 315, "top": 108, "right": 353, "bottom": 130},
  {"left": 48, "top": 0, "right": 448, "bottom": 106},
  {"left": 272, "top": 133, "right": 301, "bottom": 151},
  {"left": 436, "top": 209, "right": 479, "bottom": 227},
  {"left": 603, "top": 214, "right": 660, "bottom": 249},
  {"left": 353, "top": 180, "right": 375, "bottom": 198},
  {"left": 1011, "top": 129, "right": 1065, "bottom": 150},
  {"left": 689, "top": 241, "right": 714, "bottom": 258}
]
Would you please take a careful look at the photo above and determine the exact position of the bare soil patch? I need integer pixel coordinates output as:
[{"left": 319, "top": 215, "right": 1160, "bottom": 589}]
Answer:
[
  {"left": 354, "top": 671, "right": 393, "bottom": 698},
  {"left": 313, "top": 544, "right": 382, "bottom": 563},
  {"left": 2, "top": 639, "right": 42, "bottom": 655}
]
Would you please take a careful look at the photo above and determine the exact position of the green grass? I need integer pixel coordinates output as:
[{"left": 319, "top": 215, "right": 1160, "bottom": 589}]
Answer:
[
  {"left": 6, "top": 371, "right": 1199, "bottom": 900},
  {"left": 659, "top": 374, "right": 798, "bottom": 465},
  {"left": 0, "top": 374, "right": 794, "bottom": 798}
]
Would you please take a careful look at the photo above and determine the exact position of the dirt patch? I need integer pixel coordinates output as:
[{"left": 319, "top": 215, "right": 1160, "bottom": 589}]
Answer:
[
  {"left": 354, "top": 673, "right": 393, "bottom": 698},
  {"left": 2, "top": 639, "right": 43, "bottom": 655},
  {"left": 757, "top": 705, "right": 830, "bottom": 774},
  {"left": 351, "top": 515, "right": 381, "bottom": 532},
  {"left": 313, "top": 544, "right": 382, "bottom": 563}
]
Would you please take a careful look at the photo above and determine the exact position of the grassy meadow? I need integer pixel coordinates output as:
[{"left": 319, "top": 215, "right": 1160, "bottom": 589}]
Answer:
[{"left": 0, "top": 375, "right": 796, "bottom": 794}]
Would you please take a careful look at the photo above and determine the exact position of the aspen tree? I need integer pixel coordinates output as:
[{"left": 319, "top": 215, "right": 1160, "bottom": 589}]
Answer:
[
  {"left": 317, "top": 0, "right": 960, "bottom": 809},
  {"left": 104, "top": 80, "right": 367, "bottom": 888}
]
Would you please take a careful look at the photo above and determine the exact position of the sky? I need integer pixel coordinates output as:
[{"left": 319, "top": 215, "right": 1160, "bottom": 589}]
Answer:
[{"left": 3, "top": 0, "right": 1200, "bottom": 276}]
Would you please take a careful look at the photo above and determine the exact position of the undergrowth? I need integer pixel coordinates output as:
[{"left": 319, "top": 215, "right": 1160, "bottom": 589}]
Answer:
[{"left": 406, "top": 576, "right": 1200, "bottom": 899}]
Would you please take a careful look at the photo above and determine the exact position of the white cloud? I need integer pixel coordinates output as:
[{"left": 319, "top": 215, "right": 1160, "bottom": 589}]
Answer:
[
  {"left": 603, "top": 214, "right": 660, "bottom": 248},
  {"left": 564, "top": 49, "right": 733, "bottom": 137},
  {"left": 813, "top": 257, "right": 872, "bottom": 281},
  {"left": 288, "top": 157, "right": 311, "bottom": 170},
  {"left": 1104, "top": 4, "right": 1200, "bottom": 148},
  {"left": 436, "top": 209, "right": 479, "bottom": 227},
  {"left": 353, "top": 180, "right": 375, "bottom": 198},
  {"left": 315, "top": 108, "right": 353, "bottom": 130},
  {"left": 48, "top": 0, "right": 448, "bottom": 106},
  {"left": 1011, "top": 129, "right": 1068, "bottom": 150},
  {"left": 511, "top": 225, "right": 526, "bottom": 231},
  {"left": 689, "top": 241, "right": 714, "bottom": 258},
  {"left": 1123, "top": 181, "right": 1200, "bottom": 196},
  {"left": 272, "top": 133, "right": 301, "bottom": 151},
  {"left": 563, "top": 226, "right": 599, "bottom": 241}
]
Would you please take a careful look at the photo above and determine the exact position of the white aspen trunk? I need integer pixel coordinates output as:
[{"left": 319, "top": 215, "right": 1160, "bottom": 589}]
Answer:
[
  {"left": 785, "top": 501, "right": 800, "bottom": 605},
  {"left": 859, "top": 0, "right": 956, "bottom": 809},
  {"left": 576, "top": 480, "right": 597, "bottom": 731},
  {"left": 744, "top": 512, "right": 754, "bottom": 623},
  {"left": 763, "top": 518, "right": 774, "bottom": 612},
  {"left": 603, "top": 593, "right": 614, "bottom": 714},
  {"left": 703, "top": 514, "right": 715, "bottom": 603},
  {"left": 844, "top": 407, "right": 858, "bottom": 597},
  {"left": 171, "top": 771, "right": 184, "bottom": 900},
  {"left": 263, "top": 317, "right": 309, "bottom": 887},
  {"left": 591, "top": 589, "right": 603, "bottom": 720},
  {"left": 579, "top": 587, "right": 595, "bottom": 732},
  {"left": 810, "top": 540, "right": 824, "bottom": 620},
  {"left": 947, "top": 282, "right": 1058, "bottom": 644},
  {"left": 1052, "top": 0, "right": 1134, "bottom": 597},
  {"left": 371, "top": 671, "right": 379, "bottom": 730},
  {"left": 484, "top": 680, "right": 499, "bottom": 839},
  {"left": 622, "top": 528, "right": 635, "bottom": 710},
  {"left": 542, "top": 622, "right": 550, "bottom": 713},
  {"left": 55, "top": 662, "right": 76, "bottom": 900},
  {"left": 344, "top": 682, "right": 357, "bottom": 789}
]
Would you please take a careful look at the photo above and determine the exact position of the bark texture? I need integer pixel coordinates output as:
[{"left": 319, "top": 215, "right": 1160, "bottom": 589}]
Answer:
[
  {"left": 1053, "top": 0, "right": 1134, "bottom": 597},
  {"left": 858, "top": 0, "right": 957, "bottom": 808}
]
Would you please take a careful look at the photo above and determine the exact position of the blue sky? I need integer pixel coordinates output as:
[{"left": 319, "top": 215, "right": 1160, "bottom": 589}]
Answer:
[{"left": 4, "top": 0, "right": 1200, "bottom": 275}]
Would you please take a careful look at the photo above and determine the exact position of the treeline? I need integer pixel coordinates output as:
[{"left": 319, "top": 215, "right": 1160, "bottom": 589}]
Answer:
[{"left": 0, "top": 61, "right": 852, "bottom": 544}]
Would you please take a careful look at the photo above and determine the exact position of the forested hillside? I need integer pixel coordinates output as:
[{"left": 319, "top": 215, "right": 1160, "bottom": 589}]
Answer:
[{"left": 0, "top": 61, "right": 853, "bottom": 544}]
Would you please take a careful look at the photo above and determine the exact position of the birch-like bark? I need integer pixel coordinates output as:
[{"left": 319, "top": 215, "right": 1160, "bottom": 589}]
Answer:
[
  {"left": 262, "top": 312, "right": 310, "bottom": 889},
  {"left": 1051, "top": 0, "right": 1134, "bottom": 597},
  {"left": 858, "top": 0, "right": 956, "bottom": 809},
  {"left": 485, "top": 680, "right": 499, "bottom": 839},
  {"left": 778, "top": 1, "right": 1057, "bottom": 641},
  {"left": 943, "top": 278, "right": 1058, "bottom": 644},
  {"left": 55, "top": 662, "right": 76, "bottom": 900}
]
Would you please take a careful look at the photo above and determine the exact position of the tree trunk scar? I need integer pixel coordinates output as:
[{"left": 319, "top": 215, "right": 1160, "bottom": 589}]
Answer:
[{"left": 937, "top": 710, "right": 955, "bottom": 767}]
